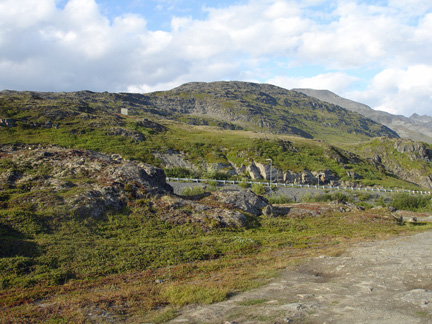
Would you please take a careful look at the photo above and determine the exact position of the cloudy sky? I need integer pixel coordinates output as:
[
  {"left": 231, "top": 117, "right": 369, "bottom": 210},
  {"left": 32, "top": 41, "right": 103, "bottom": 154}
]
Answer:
[{"left": 1, "top": 0, "right": 431, "bottom": 117}]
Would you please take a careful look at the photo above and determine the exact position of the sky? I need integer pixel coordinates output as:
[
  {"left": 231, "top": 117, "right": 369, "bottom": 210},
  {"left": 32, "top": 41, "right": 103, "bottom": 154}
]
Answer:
[{"left": 0, "top": 0, "right": 431, "bottom": 117}]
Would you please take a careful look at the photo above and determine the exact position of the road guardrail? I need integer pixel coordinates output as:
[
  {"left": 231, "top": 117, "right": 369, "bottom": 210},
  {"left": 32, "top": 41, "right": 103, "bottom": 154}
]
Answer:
[{"left": 166, "top": 177, "right": 432, "bottom": 195}]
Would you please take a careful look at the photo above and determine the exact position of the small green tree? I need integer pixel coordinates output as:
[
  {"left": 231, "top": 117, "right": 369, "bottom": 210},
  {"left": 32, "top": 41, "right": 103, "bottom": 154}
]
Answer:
[{"left": 251, "top": 183, "right": 266, "bottom": 196}]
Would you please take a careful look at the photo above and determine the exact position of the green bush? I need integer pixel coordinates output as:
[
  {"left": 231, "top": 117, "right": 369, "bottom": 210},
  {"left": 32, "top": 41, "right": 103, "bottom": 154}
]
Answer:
[
  {"left": 390, "top": 193, "right": 432, "bottom": 211},
  {"left": 165, "top": 167, "right": 197, "bottom": 179},
  {"left": 238, "top": 178, "right": 251, "bottom": 189},
  {"left": 180, "top": 186, "right": 205, "bottom": 196},
  {"left": 356, "top": 192, "right": 372, "bottom": 202},
  {"left": 302, "top": 192, "right": 351, "bottom": 203},
  {"left": 202, "top": 169, "right": 231, "bottom": 180},
  {"left": 267, "top": 195, "right": 293, "bottom": 204},
  {"left": 376, "top": 195, "right": 387, "bottom": 207},
  {"left": 251, "top": 183, "right": 266, "bottom": 196}
]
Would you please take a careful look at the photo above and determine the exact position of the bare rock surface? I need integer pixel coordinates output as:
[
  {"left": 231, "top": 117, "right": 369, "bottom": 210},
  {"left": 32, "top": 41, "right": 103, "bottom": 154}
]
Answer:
[
  {"left": 213, "top": 189, "right": 269, "bottom": 216},
  {"left": 0, "top": 144, "right": 173, "bottom": 219},
  {"left": 168, "top": 230, "right": 432, "bottom": 324}
]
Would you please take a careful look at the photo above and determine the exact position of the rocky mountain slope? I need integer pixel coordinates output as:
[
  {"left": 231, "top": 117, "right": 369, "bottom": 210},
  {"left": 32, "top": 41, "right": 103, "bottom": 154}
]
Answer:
[
  {"left": 294, "top": 88, "right": 432, "bottom": 144},
  {"left": 2, "top": 82, "right": 432, "bottom": 324},
  {"left": 0, "top": 81, "right": 398, "bottom": 144},
  {"left": 1, "top": 82, "right": 432, "bottom": 189},
  {"left": 145, "top": 81, "right": 398, "bottom": 141}
]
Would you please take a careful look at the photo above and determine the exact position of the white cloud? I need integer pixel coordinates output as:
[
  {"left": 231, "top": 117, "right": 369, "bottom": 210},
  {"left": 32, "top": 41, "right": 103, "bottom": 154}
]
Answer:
[
  {"left": 267, "top": 72, "right": 359, "bottom": 94},
  {"left": 348, "top": 65, "right": 432, "bottom": 116},
  {"left": 0, "top": 0, "right": 56, "bottom": 28}
]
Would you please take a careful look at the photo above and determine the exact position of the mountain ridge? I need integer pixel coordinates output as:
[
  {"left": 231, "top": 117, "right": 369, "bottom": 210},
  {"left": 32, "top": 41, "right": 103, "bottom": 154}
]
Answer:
[
  {"left": 144, "top": 81, "right": 398, "bottom": 142},
  {"left": 0, "top": 81, "right": 399, "bottom": 143},
  {"left": 293, "top": 88, "right": 432, "bottom": 144}
]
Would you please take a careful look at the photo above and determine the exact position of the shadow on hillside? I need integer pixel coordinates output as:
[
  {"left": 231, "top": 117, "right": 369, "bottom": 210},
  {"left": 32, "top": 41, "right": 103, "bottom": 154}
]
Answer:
[{"left": 0, "top": 224, "right": 41, "bottom": 258}]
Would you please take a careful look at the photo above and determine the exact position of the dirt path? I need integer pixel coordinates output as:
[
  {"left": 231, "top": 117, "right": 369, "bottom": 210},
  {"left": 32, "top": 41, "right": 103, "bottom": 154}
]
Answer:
[{"left": 168, "top": 231, "right": 432, "bottom": 324}]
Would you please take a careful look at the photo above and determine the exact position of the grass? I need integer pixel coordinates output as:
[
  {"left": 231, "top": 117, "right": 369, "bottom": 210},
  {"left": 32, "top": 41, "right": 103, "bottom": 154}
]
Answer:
[
  {"left": 302, "top": 192, "right": 352, "bottom": 203},
  {"left": 267, "top": 194, "right": 293, "bottom": 204},
  {"left": 238, "top": 298, "right": 268, "bottom": 306},
  {"left": 180, "top": 186, "right": 205, "bottom": 196},
  {"left": 1, "top": 119, "right": 429, "bottom": 191},
  {"left": 390, "top": 193, "right": 432, "bottom": 212},
  {"left": 2, "top": 91, "right": 432, "bottom": 323},
  {"left": 1, "top": 197, "right": 431, "bottom": 323}
]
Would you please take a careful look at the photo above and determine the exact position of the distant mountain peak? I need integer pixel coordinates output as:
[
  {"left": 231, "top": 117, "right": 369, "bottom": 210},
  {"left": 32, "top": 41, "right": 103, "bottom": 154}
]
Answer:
[{"left": 294, "top": 88, "right": 432, "bottom": 144}]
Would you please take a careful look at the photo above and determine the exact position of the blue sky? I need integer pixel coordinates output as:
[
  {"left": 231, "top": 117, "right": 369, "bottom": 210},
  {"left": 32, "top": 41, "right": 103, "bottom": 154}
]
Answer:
[{"left": 0, "top": 0, "right": 431, "bottom": 116}]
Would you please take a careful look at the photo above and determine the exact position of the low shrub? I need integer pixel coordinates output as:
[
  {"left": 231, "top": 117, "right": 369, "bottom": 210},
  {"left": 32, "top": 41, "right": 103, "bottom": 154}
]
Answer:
[
  {"left": 165, "top": 167, "right": 197, "bottom": 179},
  {"left": 267, "top": 195, "right": 293, "bottom": 204},
  {"left": 251, "top": 183, "right": 266, "bottom": 196},
  {"left": 238, "top": 178, "right": 251, "bottom": 189},
  {"left": 180, "top": 186, "right": 205, "bottom": 196},
  {"left": 390, "top": 193, "right": 432, "bottom": 212},
  {"left": 162, "top": 283, "right": 229, "bottom": 306},
  {"left": 202, "top": 169, "right": 231, "bottom": 180},
  {"left": 302, "top": 192, "right": 351, "bottom": 203}
]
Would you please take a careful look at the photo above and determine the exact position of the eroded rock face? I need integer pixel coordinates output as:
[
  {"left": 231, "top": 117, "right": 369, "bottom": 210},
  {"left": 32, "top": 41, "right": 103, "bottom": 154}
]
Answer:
[
  {"left": 157, "top": 196, "right": 248, "bottom": 227},
  {"left": 0, "top": 145, "right": 173, "bottom": 218},
  {"left": 213, "top": 189, "right": 269, "bottom": 216},
  {"left": 394, "top": 140, "right": 432, "bottom": 162},
  {"left": 154, "top": 149, "right": 197, "bottom": 171}
]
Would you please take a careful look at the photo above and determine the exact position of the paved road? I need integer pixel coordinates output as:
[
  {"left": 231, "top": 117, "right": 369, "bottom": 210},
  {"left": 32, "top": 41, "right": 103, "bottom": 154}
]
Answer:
[{"left": 168, "top": 231, "right": 432, "bottom": 324}]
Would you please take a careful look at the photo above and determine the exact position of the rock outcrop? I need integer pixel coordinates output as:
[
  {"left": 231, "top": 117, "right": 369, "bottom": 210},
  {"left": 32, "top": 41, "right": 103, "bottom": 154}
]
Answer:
[
  {"left": 107, "top": 128, "right": 145, "bottom": 142},
  {"left": 0, "top": 145, "right": 173, "bottom": 219},
  {"left": 0, "top": 145, "right": 263, "bottom": 227},
  {"left": 157, "top": 196, "right": 248, "bottom": 227},
  {"left": 393, "top": 140, "right": 432, "bottom": 162},
  {"left": 213, "top": 189, "right": 269, "bottom": 216}
]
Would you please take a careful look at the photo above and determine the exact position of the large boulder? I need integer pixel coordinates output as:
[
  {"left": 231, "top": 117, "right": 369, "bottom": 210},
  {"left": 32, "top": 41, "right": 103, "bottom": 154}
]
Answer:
[
  {"left": 109, "top": 162, "right": 173, "bottom": 195},
  {"left": 213, "top": 189, "right": 269, "bottom": 216},
  {"left": 157, "top": 196, "right": 248, "bottom": 227}
]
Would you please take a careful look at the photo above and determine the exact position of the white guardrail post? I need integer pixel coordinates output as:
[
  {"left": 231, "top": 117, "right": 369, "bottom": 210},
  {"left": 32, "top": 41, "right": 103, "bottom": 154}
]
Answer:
[{"left": 165, "top": 178, "right": 431, "bottom": 195}]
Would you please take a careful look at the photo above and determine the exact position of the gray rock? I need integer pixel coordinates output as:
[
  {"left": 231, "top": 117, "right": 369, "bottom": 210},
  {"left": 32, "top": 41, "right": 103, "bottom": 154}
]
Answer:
[
  {"left": 137, "top": 118, "right": 167, "bottom": 132},
  {"left": 247, "top": 162, "right": 263, "bottom": 180},
  {"left": 262, "top": 205, "right": 274, "bottom": 217},
  {"left": 213, "top": 189, "right": 269, "bottom": 216},
  {"left": 109, "top": 162, "right": 173, "bottom": 195},
  {"left": 1, "top": 146, "right": 173, "bottom": 219},
  {"left": 107, "top": 127, "right": 145, "bottom": 142}
]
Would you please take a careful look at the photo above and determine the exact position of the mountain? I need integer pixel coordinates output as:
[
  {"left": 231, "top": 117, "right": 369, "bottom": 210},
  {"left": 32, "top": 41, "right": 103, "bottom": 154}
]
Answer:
[
  {"left": 0, "top": 82, "right": 399, "bottom": 144},
  {"left": 293, "top": 88, "right": 432, "bottom": 144},
  {"left": 144, "top": 81, "right": 398, "bottom": 142},
  {"left": 2, "top": 81, "right": 432, "bottom": 191}
]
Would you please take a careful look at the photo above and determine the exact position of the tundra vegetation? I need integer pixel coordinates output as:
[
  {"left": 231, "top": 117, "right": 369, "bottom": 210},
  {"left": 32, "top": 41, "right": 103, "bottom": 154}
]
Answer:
[{"left": 1, "top": 85, "right": 432, "bottom": 323}]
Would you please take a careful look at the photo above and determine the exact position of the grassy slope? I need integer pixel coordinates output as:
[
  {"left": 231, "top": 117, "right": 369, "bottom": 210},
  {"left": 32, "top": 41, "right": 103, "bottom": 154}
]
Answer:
[
  {"left": 2, "top": 192, "right": 431, "bottom": 323},
  {"left": 0, "top": 117, "right": 424, "bottom": 190},
  {"left": 1, "top": 89, "right": 432, "bottom": 322}
]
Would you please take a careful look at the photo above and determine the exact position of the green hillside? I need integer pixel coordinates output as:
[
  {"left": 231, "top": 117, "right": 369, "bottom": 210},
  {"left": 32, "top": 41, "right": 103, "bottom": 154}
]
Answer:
[
  {"left": 0, "top": 82, "right": 430, "bottom": 190},
  {"left": 2, "top": 83, "right": 432, "bottom": 323}
]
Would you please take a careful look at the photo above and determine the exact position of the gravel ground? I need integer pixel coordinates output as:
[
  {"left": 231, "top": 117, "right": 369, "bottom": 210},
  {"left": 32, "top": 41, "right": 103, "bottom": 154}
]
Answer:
[{"left": 168, "top": 230, "right": 432, "bottom": 324}]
